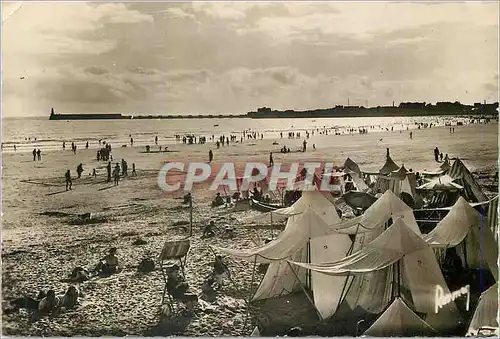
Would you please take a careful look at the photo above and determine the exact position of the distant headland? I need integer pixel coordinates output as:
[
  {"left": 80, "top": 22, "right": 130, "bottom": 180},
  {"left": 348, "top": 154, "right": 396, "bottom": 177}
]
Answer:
[{"left": 49, "top": 101, "right": 498, "bottom": 120}]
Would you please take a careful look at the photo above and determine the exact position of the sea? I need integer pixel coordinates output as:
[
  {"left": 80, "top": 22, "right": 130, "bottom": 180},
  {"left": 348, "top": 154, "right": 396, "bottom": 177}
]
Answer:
[{"left": 1, "top": 115, "right": 471, "bottom": 153}]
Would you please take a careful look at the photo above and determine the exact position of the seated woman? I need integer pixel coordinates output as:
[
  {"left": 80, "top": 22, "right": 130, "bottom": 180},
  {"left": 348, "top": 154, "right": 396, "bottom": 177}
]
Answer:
[
  {"left": 38, "top": 290, "right": 60, "bottom": 314},
  {"left": 95, "top": 248, "right": 119, "bottom": 276},
  {"left": 166, "top": 265, "right": 198, "bottom": 312},
  {"left": 59, "top": 286, "right": 79, "bottom": 310},
  {"left": 211, "top": 193, "right": 225, "bottom": 207}
]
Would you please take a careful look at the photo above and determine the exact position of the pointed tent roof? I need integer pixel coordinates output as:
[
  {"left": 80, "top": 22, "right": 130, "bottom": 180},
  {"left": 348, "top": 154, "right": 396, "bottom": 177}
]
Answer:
[
  {"left": 380, "top": 154, "right": 400, "bottom": 175},
  {"left": 424, "top": 196, "right": 480, "bottom": 246},
  {"left": 448, "top": 158, "right": 488, "bottom": 202},
  {"left": 290, "top": 217, "right": 428, "bottom": 275},
  {"left": 343, "top": 157, "right": 362, "bottom": 176},
  {"left": 243, "top": 190, "right": 339, "bottom": 224},
  {"left": 214, "top": 208, "right": 333, "bottom": 263},
  {"left": 467, "top": 283, "right": 499, "bottom": 336},
  {"left": 390, "top": 164, "right": 408, "bottom": 180},
  {"left": 331, "top": 189, "right": 420, "bottom": 235},
  {"left": 364, "top": 297, "right": 436, "bottom": 337}
]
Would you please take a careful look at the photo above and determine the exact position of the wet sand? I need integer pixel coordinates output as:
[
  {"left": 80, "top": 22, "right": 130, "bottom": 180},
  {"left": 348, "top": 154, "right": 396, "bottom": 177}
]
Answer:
[{"left": 1, "top": 122, "right": 498, "bottom": 336}]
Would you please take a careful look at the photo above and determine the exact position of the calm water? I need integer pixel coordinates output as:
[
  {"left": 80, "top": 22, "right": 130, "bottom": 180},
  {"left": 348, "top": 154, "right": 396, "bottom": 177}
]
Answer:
[{"left": 1, "top": 115, "right": 469, "bottom": 153}]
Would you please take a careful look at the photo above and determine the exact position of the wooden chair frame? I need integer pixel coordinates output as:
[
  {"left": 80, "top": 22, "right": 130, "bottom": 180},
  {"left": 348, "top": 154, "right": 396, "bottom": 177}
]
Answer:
[{"left": 158, "top": 239, "right": 191, "bottom": 305}]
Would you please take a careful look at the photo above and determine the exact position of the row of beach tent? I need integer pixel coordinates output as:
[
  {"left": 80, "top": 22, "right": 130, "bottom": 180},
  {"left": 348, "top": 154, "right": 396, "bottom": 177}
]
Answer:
[{"left": 213, "top": 155, "right": 498, "bottom": 336}]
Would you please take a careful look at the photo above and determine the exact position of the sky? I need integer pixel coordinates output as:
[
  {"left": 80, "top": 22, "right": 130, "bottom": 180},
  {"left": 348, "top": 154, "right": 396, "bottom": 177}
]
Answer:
[{"left": 1, "top": 1, "right": 499, "bottom": 117}]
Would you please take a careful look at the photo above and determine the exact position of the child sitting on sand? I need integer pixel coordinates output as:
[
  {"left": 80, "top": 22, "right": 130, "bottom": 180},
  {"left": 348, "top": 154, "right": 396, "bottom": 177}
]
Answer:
[
  {"left": 211, "top": 193, "right": 225, "bottom": 207},
  {"left": 211, "top": 256, "right": 230, "bottom": 289},
  {"left": 201, "top": 221, "right": 216, "bottom": 239},
  {"left": 95, "top": 248, "right": 119, "bottom": 275},
  {"left": 69, "top": 266, "right": 90, "bottom": 282}
]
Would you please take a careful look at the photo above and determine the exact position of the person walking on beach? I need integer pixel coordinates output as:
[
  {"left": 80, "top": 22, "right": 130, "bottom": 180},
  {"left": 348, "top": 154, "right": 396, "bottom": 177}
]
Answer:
[
  {"left": 92, "top": 169, "right": 97, "bottom": 177},
  {"left": 409, "top": 131, "right": 413, "bottom": 139},
  {"left": 65, "top": 170, "right": 72, "bottom": 191},
  {"left": 155, "top": 136, "right": 158, "bottom": 145},
  {"left": 85, "top": 141, "right": 89, "bottom": 149},
  {"left": 132, "top": 163, "right": 137, "bottom": 176},
  {"left": 32, "top": 149, "right": 36, "bottom": 161},
  {"left": 130, "top": 137, "right": 134, "bottom": 146},
  {"left": 269, "top": 152, "right": 274, "bottom": 167},
  {"left": 107, "top": 161, "right": 112, "bottom": 182},
  {"left": 303, "top": 140, "right": 307, "bottom": 152},
  {"left": 37, "top": 149, "right": 41, "bottom": 161},
  {"left": 434, "top": 147, "right": 440, "bottom": 162},
  {"left": 113, "top": 163, "right": 120, "bottom": 186},
  {"left": 208, "top": 150, "right": 213, "bottom": 163},
  {"left": 76, "top": 163, "right": 84, "bottom": 178},
  {"left": 63, "top": 142, "right": 66, "bottom": 150}
]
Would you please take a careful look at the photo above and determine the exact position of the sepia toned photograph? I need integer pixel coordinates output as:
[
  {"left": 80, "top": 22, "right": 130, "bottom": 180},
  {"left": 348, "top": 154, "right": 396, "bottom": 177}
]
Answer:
[{"left": 1, "top": 1, "right": 498, "bottom": 337}]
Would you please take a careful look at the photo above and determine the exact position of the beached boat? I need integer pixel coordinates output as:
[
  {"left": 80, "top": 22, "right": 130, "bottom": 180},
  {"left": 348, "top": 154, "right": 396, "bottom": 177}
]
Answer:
[{"left": 249, "top": 198, "right": 284, "bottom": 212}]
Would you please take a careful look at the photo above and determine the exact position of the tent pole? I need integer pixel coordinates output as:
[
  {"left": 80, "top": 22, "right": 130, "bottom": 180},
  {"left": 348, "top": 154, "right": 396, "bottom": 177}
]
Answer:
[
  {"left": 397, "top": 260, "right": 401, "bottom": 297},
  {"left": 286, "top": 262, "right": 323, "bottom": 320},
  {"left": 307, "top": 239, "right": 311, "bottom": 290},
  {"left": 189, "top": 196, "right": 193, "bottom": 237}
]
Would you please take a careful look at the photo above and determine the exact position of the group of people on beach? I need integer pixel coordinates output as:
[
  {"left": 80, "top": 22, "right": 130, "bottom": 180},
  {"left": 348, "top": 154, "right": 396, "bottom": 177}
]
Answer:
[
  {"left": 32, "top": 148, "right": 41, "bottom": 161},
  {"left": 5, "top": 247, "right": 121, "bottom": 316}
]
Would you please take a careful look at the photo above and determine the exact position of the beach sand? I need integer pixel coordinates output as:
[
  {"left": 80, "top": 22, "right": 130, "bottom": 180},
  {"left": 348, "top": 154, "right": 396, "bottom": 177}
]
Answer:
[{"left": 1, "top": 122, "right": 498, "bottom": 336}]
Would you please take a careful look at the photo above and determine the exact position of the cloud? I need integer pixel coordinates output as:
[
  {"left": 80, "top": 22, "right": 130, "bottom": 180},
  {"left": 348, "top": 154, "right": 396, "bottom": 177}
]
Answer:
[{"left": 1, "top": 2, "right": 498, "bottom": 117}]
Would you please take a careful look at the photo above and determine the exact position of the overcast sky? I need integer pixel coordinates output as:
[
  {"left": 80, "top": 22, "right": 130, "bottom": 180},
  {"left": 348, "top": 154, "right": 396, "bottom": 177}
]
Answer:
[{"left": 2, "top": 1, "right": 498, "bottom": 117}]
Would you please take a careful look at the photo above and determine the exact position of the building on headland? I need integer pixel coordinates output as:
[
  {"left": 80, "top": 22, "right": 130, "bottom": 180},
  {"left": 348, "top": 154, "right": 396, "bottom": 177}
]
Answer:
[{"left": 247, "top": 101, "right": 499, "bottom": 119}]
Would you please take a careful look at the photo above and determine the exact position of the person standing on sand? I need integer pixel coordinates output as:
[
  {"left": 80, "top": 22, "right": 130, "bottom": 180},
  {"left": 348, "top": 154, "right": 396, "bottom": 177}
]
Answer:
[
  {"left": 85, "top": 141, "right": 89, "bottom": 149},
  {"left": 208, "top": 150, "right": 213, "bottom": 163},
  {"left": 269, "top": 152, "right": 274, "bottom": 167},
  {"left": 155, "top": 136, "right": 158, "bottom": 145},
  {"left": 303, "top": 140, "right": 307, "bottom": 152},
  {"left": 76, "top": 164, "right": 84, "bottom": 178},
  {"left": 92, "top": 169, "right": 97, "bottom": 177},
  {"left": 440, "top": 153, "right": 443, "bottom": 162},
  {"left": 434, "top": 147, "right": 440, "bottom": 162},
  {"left": 63, "top": 142, "right": 66, "bottom": 150},
  {"left": 410, "top": 132, "right": 413, "bottom": 139},
  {"left": 65, "top": 170, "right": 72, "bottom": 190},
  {"left": 37, "top": 149, "right": 41, "bottom": 161},
  {"left": 32, "top": 148, "right": 36, "bottom": 161},
  {"left": 106, "top": 161, "right": 112, "bottom": 182},
  {"left": 14, "top": 145, "right": 16, "bottom": 151},
  {"left": 130, "top": 137, "right": 133, "bottom": 146},
  {"left": 113, "top": 163, "right": 120, "bottom": 186},
  {"left": 132, "top": 163, "right": 137, "bottom": 176}
]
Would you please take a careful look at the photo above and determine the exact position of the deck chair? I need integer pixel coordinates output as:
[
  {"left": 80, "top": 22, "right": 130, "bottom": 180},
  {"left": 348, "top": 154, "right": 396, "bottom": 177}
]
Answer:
[{"left": 158, "top": 239, "right": 191, "bottom": 307}]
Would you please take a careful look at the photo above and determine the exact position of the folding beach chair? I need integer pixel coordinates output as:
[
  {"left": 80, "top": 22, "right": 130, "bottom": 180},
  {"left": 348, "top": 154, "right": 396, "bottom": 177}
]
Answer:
[{"left": 158, "top": 238, "right": 191, "bottom": 307}]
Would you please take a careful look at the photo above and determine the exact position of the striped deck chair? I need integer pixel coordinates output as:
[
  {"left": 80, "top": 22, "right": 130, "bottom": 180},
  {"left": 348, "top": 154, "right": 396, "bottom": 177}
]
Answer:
[{"left": 158, "top": 239, "right": 191, "bottom": 305}]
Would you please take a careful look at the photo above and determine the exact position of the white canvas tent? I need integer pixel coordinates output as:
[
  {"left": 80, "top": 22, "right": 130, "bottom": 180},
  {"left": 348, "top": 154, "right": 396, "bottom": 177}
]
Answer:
[
  {"left": 342, "top": 157, "right": 370, "bottom": 192},
  {"left": 290, "top": 217, "right": 463, "bottom": 333},
  {"left": 243, "top": 189, "right": 339, "bottom": 224},
  {"left": 213, "top": 198, "right": 353, "bottom": 320},
  {"left": 329, "top": 190, "right": 420, "bottom": 235},
  {"left": 363, "top": 297, "right": 436, "bottom": 337},
  {"left": 467, "top": 283, "right": 499, "bottom": 336},
  {"left": 423, "top": 196, "right": 498, "bottom": 280},
  {"left": 448, "top": 158, "right": 488, "bottom": 203}
]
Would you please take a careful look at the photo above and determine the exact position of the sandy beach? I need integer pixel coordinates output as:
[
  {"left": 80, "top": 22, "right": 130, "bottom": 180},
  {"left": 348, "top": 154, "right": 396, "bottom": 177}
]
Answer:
[{"left": 1, "top": 122, "right": 498, "bottom": 336}]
